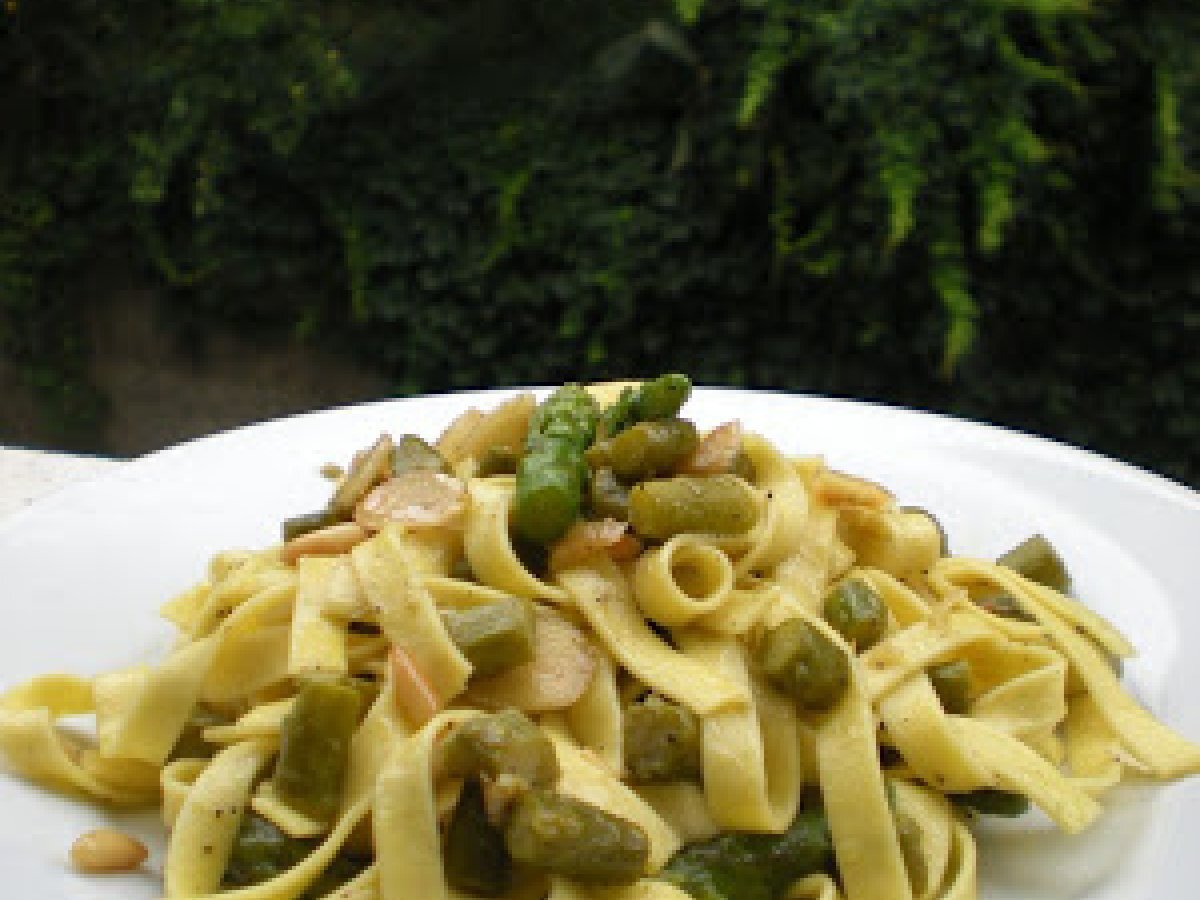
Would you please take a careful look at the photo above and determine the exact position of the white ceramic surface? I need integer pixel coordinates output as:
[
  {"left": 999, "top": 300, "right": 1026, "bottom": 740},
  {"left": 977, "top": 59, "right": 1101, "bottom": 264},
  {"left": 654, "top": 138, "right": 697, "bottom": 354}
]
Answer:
[{"left": 1, "top": 387, "right": 1197, "bottom": 898}]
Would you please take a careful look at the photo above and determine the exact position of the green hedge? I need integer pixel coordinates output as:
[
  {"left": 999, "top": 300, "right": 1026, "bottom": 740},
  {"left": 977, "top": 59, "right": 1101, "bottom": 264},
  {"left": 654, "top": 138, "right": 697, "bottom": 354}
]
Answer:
[{"left": 2, "top": 0, "right": 1198, "bottom": 485}]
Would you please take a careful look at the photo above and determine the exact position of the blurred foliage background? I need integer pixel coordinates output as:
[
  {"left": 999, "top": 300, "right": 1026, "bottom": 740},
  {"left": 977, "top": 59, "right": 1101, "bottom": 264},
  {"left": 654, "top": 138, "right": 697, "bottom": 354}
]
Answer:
[{"left": 1, "top": 0, "right": 1197, "bottom": 485}]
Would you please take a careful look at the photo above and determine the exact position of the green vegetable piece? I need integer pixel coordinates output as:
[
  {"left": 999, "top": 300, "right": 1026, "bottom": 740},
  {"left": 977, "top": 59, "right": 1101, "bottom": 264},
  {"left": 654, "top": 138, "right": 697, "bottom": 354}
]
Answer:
[
  {"left": 952, "top": 788, "right": 1030, "bottom": 817},
  {"left": 823, "top": 579, "right": 887, "bottom": 651},
  {"left": 393, "top": 434, "right": 449, "bottom": 476},
  {"left": 623, "top": 693, "right": 703, "bottom": 783},
  {"left": 589, "top": 419, "right": 699, "bottom": 481},
  {"left": 661, "top": 806, "right": 832, "bottom": 900},
  {"left": 272, "top": 676, "right": 362, "bottom": 822},
  {"left": 589, "top": 467, "right": 632, "bottom": 520},
  {"left": 282, "top": 509, "right": 336, "bottom": 542},
  {"left": 169, "top": 704, "right": 230, "bottom": 761},
  {"left": 513, "top": 445, "right": 586, "bottom": 545},
  {"left": 223, "top": 813, "right": 311, "bottom": 889},
  {"left": 928, "top": 660, "right": 971, "bottom": 715},
  {"left": 598, "top": 386, "right": 639, "bottom": 441},
  {"left": 512, "top": 385, "right": 599, "bottom": 545},
  {"left": 328, "top": 434, "right": 393, "bottom": 520},
  {"left": 972, "top": 591, "right": 1035, "bottom": 621},
  {"left": 505, "top": 789, "right": 650, "bottom": 884},
  {"left": 628, "top": 474, "right": 759, "bottom": 540},
  {"left": 477, "top": 444, "right": 520, "bottom": 477},
  {"left": 597, "top": 374, "right": 692, "bottom": 439},
  {"left": 223, "top": 814, "right": 364, "bottom": 897},
  {"left": 635, "top": 374, "right": 692, "bottom": 422},
  {"left": 444, "top": 779, "right": 513, "bottom": 897},
  {"left": 441, "top": 709, "right": 560, "bottom": 787},
  {"left": 442, "top": 596, "right": 536, "bottom": 678},
  {"left": 997, "top": 534, "right": 1069, "bottom": 592},
  {"left": 759, "top": 618, "right": 849, "bottom": 711}
]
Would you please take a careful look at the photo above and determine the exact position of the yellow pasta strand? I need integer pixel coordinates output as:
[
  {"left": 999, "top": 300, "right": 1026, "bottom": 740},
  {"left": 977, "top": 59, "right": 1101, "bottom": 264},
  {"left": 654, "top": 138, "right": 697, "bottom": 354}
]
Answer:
[{"left": 558, "top": 562, "right": 743, "bottom": 716}]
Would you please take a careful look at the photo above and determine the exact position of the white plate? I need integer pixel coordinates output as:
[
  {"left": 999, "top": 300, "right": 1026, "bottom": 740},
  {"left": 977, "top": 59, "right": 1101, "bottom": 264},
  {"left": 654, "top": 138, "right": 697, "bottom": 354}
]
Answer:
[{"left": 1, "top": 388, "right": 1197, "bottom": 899}]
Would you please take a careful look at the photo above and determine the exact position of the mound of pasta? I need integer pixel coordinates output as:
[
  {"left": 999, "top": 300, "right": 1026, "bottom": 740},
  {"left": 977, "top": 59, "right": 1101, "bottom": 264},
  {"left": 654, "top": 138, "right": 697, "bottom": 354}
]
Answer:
[{"left": 3, "top": 376, "right": 1199, "bottom": 900}]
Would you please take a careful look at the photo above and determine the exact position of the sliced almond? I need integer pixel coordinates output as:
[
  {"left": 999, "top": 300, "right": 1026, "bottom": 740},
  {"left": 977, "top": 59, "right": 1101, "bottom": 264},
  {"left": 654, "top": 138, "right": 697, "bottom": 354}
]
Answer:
[
  {"left": 391, "top": 645, "right": 442, "bottom": 727},
  {"left": 459, "top": 393, "right": 536, "bottom": 463},
  {"left": 549, "top": 519, "right": 637, "bottom": 573},
  {"left": 330, "top": 434, "right": 395, "bottom": 518},
  {"left": 813, "top": 468, "right": 894, "bottom": 511},
  {"left": 460, "top": 605, "right": 596, "bottom": 712},
  {"left": 355, "top": 471, "right": 466, "bottom": 531},
  {"left": 680, "top": 420, "right": 743, "bottom": 475},
  {"left": 436, "top": 408, "right": 485, "bottom": 465},
  {"left": 281, "top": 522, "right": 369, "bottom": 565}
]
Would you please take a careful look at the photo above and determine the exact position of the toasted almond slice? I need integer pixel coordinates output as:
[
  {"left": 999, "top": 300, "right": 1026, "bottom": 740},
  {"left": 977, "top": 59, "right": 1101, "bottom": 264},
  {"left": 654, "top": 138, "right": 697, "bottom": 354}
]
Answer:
[
  {"left": 436, "top": 408, "right": 485, "bottom": 465},
  {"left": 460, "top": 605, "right": 596, "bottom": 712},
  {"left": 608, "top": 532, "right": 644, "bottom": 563},
  {"left": 281, "top": 522, "right": 369, "bottom": 565},
  {"left": 680, "top": 420, "right": 743, "bottom": 475},
  {"left": 330, "top": 434, "right": 394, "bottom": 518},
  {"left": 549, "top": 519, "right": 634, "bottom": 573},
  {"left": 813, "top": 468, "right": 894, "bottom": 510},
  {"left": 355, "top": 471, "right": 466, "bottom": 531},
  {"left": 459, "top": 393, "right": 536, "bottom": 463},
  {"left": 391, "top": 645, "right": 441, "bottom": 727}
]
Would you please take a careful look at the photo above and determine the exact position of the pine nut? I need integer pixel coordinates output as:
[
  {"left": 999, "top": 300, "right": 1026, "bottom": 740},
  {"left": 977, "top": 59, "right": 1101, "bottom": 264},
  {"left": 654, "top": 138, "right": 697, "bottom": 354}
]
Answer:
[
  {"left": 70, "top": 828, "right": 148, "bottom": 874},
  {"left": 280, "top": 522, "right": 368, "bottom": 564}
]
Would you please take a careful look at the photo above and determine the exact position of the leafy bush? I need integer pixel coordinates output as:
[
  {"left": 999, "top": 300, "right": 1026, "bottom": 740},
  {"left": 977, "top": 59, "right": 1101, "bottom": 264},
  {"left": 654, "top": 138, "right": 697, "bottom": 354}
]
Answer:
[{"left": 1, "top": 0, "right": 1197, "bottom": 484}]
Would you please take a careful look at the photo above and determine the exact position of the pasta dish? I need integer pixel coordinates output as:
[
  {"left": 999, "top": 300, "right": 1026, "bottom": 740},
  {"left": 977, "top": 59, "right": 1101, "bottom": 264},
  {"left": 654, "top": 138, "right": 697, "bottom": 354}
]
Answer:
[{"left": 2, "top": 376, "right": 1198, "bottom": 900}]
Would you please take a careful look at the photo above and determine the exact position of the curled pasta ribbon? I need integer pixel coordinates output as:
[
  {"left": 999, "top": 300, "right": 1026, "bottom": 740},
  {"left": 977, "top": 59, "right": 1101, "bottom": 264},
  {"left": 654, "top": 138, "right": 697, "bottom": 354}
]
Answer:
[
  {"left": 175, "top": 798, "right": 372, "bottom": 900},
  {"left": 463, "top": 477, "right": 568, "bottom": 602},
  {"left": 565, "top": 649, "right": 624, "bottom": 775},
  {"left": 934, "top": 558, "right": 1200, "bottom": 779},
  {"left": 202, "top": 581, "right": 301, "bottom": 705},
  {"left": 838, "top": 508, "right": 943, "bottom": 581},
  {"left": 1063, "top": 691, "right": 1144, "bottom": 795},
  {"left": 678, "top": 633, "right": 801, "bottom": 832},
  {"left": 817, "top": 650, "right": 914, "bottom": 900},
  {"left": 635, "top": 782, "right": 720, "bottom": 846},
  {"left": 633, "top": 535, "right": 734, "bottom": 627},
  {"left": 423, "top": 574, "right": 523, "bottom": 610},
  {"left": 161, "top": 757, "right": 207, "bottom": 829},
  {"left": 374, "top": 708, "right": 479, "bottom": 900},
  {"left": 960, "top": 640, "right": 1066, "bottom": 739},
  {"left": 878, "top": 676, "right": 993, "bottom": 793},
  {"left": 165, "top": 739, "right": 274, "bottom": 896},
  {"left": 0, "top": 674, "right": 158, "bottom": 806},
  {"left": 694, "top": 583, "right": 778, "bottom": 637},
  {"left": 558, "top": 561, "right": 744, "bottom": 716},
  {"left": 185, "top": 552, "right": 295, "bottom": 639},
  {"left": 352, "top": 527, "right": 472, "bottom": 704},
  {"left": 343, "top": 675, "right": 410, "bottom": 813},
  {"left": 252, "top": 780, "right": 327, "bottom": 839},
  {"left": 203, "top": 698, "right": 293, "bottom": 747},
  {"left": 949, "top": 716, "right": 1101, "bottom": 834},
  {"left": 289, "top": 556, "right": 350, "bottom": 677},
  {"left": 860, "top": 614, "right": 995, "bottom": 703},
  {"left": 851, "top": 568, "right": 934, "bottom": 629},
  {"left": 727, "top": 433, "right": 810, "bottom": 577}
]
